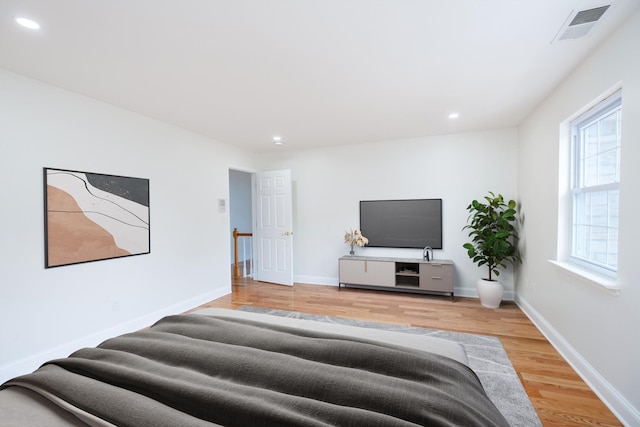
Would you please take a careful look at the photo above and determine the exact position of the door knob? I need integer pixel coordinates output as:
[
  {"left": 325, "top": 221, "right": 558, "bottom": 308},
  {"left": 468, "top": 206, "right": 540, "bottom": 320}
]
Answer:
[{"left": 283, "top": 231, "right": 293, "bottom": 236}]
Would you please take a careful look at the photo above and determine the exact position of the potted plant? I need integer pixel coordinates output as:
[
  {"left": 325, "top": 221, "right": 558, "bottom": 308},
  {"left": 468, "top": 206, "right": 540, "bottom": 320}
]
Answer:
[{"left": 463, "top": 192, "right": 521, "bottom": 308}]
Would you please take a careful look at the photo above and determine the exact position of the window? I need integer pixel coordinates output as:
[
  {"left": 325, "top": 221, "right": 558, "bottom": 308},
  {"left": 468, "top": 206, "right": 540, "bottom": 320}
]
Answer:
[{"left": 570, "top": 90, "right": 621, "bottom": 275}]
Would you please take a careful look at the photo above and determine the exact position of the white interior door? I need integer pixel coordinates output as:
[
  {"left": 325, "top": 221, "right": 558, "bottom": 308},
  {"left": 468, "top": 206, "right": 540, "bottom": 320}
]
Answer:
[{"left": 253, "top": 170, "right": 293, "bottom": 286}]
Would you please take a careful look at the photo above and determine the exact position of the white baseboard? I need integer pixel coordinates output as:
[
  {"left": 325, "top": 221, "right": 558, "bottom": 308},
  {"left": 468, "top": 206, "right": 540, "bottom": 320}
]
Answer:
[
  {"left": 293, "top": 277, "right": 515, "bottom": 302},
  {"left": 293, "top": 275, "right": 338, "bottom": 286},
  {"left": 0, "top": 287, "right": 229, "bottom": 384},
  {"left": 455, "top": 286, "right": 515, "bottom": 301},
  {"left": 516, "top": 296, "right": 640, "bottom": 426}
]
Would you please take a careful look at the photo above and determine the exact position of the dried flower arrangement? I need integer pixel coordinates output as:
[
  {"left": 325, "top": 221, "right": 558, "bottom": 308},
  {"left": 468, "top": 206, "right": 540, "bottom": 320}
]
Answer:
[{"left": 344, "top": 229, "right": 369, "bottom": 255}]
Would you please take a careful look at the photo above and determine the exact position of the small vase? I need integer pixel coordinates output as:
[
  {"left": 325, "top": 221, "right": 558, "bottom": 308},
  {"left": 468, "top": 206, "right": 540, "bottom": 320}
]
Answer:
[{"left": 349, "top": 244, "right": 355, "bottom": 256}]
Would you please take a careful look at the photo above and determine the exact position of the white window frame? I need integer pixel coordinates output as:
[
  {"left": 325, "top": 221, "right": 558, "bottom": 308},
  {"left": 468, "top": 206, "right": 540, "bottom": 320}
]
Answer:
[
  {"left": 552, "top": 85, "right": 622, "bottom": 295},
  {"left": 569, "top": 90, "right": 621, "bottom": 277}
]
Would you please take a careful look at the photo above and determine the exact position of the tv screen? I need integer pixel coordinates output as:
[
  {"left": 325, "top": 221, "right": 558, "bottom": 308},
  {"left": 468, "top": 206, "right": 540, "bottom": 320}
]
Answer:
[{"left": 360, "top": 199, "right": 442, "bottom": 249}]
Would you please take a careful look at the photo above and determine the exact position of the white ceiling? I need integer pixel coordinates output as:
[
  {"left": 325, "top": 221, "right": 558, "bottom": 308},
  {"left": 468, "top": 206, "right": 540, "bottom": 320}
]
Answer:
[{"left": 1, "top": 1, "right": 638, "bottom": 152}]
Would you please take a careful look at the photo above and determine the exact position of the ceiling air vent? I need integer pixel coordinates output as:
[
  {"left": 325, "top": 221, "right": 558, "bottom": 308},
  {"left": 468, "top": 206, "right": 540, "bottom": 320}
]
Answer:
[{"left": 552, "top": 4, "right": 611, "bottom": 43}]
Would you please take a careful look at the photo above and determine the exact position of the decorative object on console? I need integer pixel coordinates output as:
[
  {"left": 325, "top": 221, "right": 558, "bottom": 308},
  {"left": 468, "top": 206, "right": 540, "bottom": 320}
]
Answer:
[
  {"left": 423, "top": 246, "right": 433, "bottom": 261},
  {"left": 44, "top": 167, "right": 150, "bottom": 268},
  {"left": 344, "top": 228, "right": 369, "bottom": 255},
  {"left": 463, "top": 192, "right": 521, "bottom": 308}
]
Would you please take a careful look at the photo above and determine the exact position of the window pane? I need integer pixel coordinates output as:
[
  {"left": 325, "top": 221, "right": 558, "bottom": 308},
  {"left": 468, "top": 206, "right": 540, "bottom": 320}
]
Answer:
[
  {"left": 584, "top": 156, "right": 598, "bottom": 186},
  {"left": 590, "top": 191, "right": 608, "bottom": 227},
  {"left": 571, "top": 93, "right": 621, "bottom": 273},
  {"left": 598, "top": 149, "right": 617, "bottom": 185},
  {"left": 577, "top": 106, "right": 621, "bottom": 188},
  {"left": 608, "top": 190, "right": 619, "bottom": 228},
  {"left": 573, "top": 223, "right": 589, "bottom": 258},
  {"left": 572, "top": 189, "right": 618, "bottom": 270},
  {"left": 599, "top": 110, "right": 618, "bottom": 152},
  {"left": 584, "top": 123, "right": 599, "bottom": 158},
  {"left": 590, "top": 226, "right": 608, "bottom": 264}
]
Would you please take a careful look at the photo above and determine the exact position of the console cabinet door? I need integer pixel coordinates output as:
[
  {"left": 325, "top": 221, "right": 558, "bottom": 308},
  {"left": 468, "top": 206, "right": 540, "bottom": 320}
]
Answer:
[
  {"left": 419, "top": 263, "right": 454, "bottom": 292},
  {"left": 339, "top": 259, "right": 395, "bottom": 287}
]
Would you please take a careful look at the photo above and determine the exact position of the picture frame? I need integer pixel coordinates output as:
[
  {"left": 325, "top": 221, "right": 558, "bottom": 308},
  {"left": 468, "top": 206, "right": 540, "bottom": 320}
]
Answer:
[{"left": 44, "top": 167, "right": 150, "bottom": 268}]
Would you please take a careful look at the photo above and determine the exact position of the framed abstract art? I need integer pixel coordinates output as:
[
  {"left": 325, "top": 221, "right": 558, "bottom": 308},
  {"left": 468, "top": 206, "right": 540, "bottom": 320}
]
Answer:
[{"left": 44, "top": 167, "right": 150, "bottom": 268}]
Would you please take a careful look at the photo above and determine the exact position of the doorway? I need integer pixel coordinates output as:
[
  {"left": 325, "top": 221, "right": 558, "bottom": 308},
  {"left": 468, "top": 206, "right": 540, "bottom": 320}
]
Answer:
[
  {"left": 229, "top": 169, "right": 253, "bottom": 278},
  {"left": 228, "top": 168, "right": 294, "bottom": 286}
]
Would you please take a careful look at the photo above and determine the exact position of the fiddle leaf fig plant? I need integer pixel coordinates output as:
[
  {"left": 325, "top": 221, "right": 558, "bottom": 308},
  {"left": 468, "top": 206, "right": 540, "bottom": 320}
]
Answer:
[{"left": 463, "top": 192, "right": 522, "bottom": 281}]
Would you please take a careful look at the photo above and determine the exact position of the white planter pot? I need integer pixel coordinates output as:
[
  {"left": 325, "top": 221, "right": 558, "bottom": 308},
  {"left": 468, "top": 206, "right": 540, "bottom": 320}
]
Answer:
[{"left": 477, "top": 278, "right": 503, "bottom": 308}]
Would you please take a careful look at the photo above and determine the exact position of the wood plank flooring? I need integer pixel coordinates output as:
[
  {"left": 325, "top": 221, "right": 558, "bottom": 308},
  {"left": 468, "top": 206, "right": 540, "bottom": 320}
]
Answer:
[{"left": 191, "top": 277, "right": 622, "bottom": 427}]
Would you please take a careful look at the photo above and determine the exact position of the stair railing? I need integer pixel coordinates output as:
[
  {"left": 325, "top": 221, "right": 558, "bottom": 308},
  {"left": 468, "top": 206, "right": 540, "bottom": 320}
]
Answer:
[{"left": 233, "top": 228, "right": 253, "bottom": 278}]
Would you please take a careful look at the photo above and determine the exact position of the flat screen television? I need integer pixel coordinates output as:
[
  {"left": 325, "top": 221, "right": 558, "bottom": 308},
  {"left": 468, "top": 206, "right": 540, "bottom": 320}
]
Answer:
[{"left": 360, "top": 199, "right": 442, "bottom": 249}]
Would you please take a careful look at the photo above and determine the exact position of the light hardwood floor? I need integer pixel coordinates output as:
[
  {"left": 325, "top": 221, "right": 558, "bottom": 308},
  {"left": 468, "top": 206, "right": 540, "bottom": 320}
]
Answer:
[{"left": 193, "top": 277, "right": 621, "bottom": 427}]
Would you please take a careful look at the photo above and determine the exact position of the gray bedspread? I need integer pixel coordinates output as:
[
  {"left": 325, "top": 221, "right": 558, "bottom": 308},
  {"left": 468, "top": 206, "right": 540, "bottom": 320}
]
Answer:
[{"left": 2, "top": 315, "right": 509, "bottom": 426}]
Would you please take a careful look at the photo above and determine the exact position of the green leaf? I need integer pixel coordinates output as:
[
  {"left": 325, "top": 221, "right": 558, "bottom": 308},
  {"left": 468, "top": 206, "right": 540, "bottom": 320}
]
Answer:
[
  {"left": 463, "top": 191, "right": 522, "bottom": 272},
  {"left": 495, "top": 230, "right": 509, "bottom": 239}
]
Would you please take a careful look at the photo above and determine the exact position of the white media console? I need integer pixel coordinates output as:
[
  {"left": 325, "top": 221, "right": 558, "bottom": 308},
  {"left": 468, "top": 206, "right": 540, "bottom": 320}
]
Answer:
[{"left": 338, "top": 256, "right": 454, "bottom": 300}]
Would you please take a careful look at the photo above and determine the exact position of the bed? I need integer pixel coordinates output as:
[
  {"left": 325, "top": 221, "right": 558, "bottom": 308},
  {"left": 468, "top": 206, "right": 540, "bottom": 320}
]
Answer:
[{"left": 0, "top": 308, "right": 509, "bottom": 426}]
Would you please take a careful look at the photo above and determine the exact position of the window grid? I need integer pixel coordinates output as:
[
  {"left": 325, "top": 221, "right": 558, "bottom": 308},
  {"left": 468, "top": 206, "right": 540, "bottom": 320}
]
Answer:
[{"left": 571, "top": 94, "right": 621, "bottom": 273}]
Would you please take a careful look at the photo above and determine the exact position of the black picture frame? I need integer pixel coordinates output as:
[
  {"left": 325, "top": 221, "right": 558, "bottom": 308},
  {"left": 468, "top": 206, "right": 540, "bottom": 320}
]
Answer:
[{"left": 44, "top": 167, "right": 150, "bottom": 268}]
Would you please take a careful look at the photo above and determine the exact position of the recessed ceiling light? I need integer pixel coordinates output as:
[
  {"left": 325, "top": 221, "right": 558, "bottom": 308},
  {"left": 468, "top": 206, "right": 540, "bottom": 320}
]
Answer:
[
  {"left": 448, "top": 113, "right": 460, "bottom": 119},
  {"left": 15, "top": 17, "right": 40, "bottom": 30},
  {"left": 273, "top": 136, "right": 283, "bottom": 146}
]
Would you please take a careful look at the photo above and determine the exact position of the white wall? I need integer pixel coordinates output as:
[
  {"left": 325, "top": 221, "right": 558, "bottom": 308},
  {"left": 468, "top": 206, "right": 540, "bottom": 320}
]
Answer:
[
  {"left": 257, "top": 129, "right": 518, "bottom": 297},
  {"left": 0, "top": 69, "right": 258, "bottom": 382},
  {"left": 516, "top": 8, "right": 640, "bottom": 425}
]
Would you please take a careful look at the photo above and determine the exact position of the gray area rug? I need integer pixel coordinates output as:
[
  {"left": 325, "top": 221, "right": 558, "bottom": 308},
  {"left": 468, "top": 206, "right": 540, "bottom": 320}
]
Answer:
[{"left": 238, "top": 306, "right": 541, "bottom": 427}]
